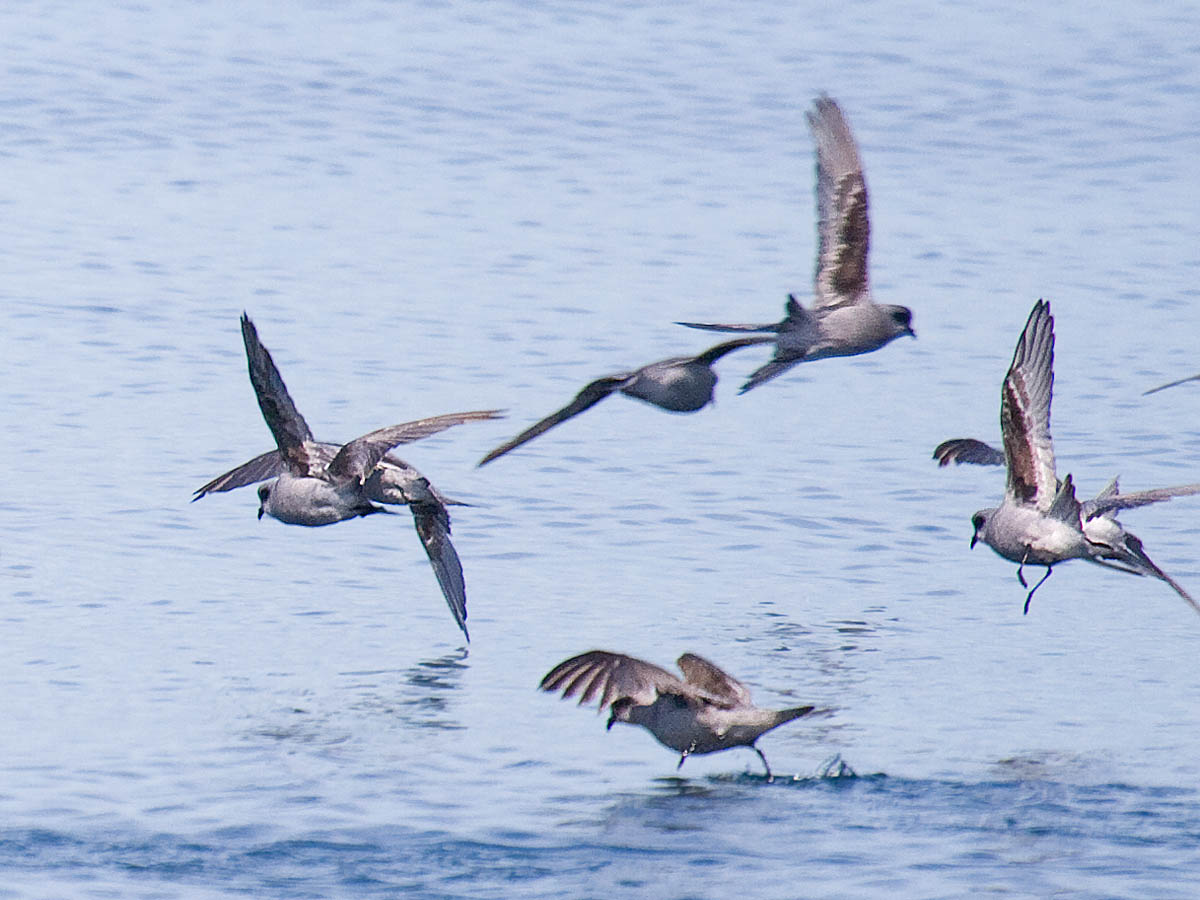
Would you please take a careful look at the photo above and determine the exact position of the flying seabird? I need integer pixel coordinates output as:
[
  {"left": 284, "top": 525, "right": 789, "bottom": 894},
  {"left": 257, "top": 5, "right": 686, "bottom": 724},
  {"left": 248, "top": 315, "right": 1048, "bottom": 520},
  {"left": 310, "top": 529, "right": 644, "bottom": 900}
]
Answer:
[
  {"left": 959, "top": 300, "right": 1200, "bottom": 614},
  {"left": 477, "top": 337, "right": 767, "bottom": 466},
  {"left": 540, "top": 650, "right": 822, "bottom": 780},
  {"left": 677, "top": 95, "right": 914, "bottom": 393},
  {"left": 195, "top": 313, "right": 503, "bottom": 639}
]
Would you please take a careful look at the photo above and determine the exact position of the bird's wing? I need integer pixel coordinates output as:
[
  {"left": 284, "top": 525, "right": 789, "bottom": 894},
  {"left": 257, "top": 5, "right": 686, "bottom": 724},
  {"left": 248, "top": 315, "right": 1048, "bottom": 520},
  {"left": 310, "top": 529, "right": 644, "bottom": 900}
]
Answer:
[
  {"left": 675, "top": 320, "right": 782, "bottom": 334},
  {"left": 240, "top": 313, "right": 318, "bottom": 474},
  {"left": 328, "top": 410, "right": 504, "bottom": 484},
  {"left": 1047, "top": 473, "right": 1081, "bottom": 524},
  {"left": 932, "top": 438, "right": 1007, "bottom": 467},
  {"left": 478, "top": 375, "right": 630, "bottom": 466},
  {"left": 738, "top": 359, "right": 800, "bottom": 394},
  {"left": 676, "top": 654, "right": 752, "bottom": 707},
  {"left": 734, "top": 297, "right": 822, "bottom": 393},
  {"left": 539, "top": 650, "right": 691, "bottom": 710},
  {"left": 1088, "top": 527, "right": 1200, "bottom": 617},
  {"left": 691, "top": 336, "right": 775, "bottom": 366},
  {"left": 1143, "top": 373, "right": 1200, "bottom": 396},
  {"left": 410, "top": 501, "right": 469, "bottom": 640},
  {"left": 809, "top": 96, "right": 871, "bottom": 310},
  {"left": 999, "top": 300, "right": 1059, "bottom": 510},
  {"left": 1083, "top": 481, "right": 1200, "bottom": 519},
  {"left": 193, "top": 449, "right": 286, "bottom": 500},
  {"left": 194, "top": 439, "right": 359, "bottom": 500}
]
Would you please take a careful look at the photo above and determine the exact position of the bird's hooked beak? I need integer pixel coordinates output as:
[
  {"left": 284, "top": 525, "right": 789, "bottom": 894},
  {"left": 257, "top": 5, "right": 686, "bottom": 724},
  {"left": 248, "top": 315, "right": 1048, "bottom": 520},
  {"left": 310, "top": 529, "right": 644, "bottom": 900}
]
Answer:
[
  {"left": 257, "top": 505, "right": 265, "bottom": 521},
  {"left": 969, "top": 532, "right": 978, "bottom": 549},
  {"left": 906, "top": 326, "right": 917, "bottom": 339}
]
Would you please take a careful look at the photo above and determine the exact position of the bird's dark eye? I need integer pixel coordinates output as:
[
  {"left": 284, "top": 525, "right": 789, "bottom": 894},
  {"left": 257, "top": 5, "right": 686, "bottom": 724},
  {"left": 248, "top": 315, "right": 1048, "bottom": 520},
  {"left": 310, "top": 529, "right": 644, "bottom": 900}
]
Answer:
[
  {"left": 893, "top": 307, "right": 913, "bottom": 327},
  {"left": 971, "top": 513, "right": 985, "bottom": 530},
  {"left": 257, "top": 485, "right": 270, "bottom": 501}
]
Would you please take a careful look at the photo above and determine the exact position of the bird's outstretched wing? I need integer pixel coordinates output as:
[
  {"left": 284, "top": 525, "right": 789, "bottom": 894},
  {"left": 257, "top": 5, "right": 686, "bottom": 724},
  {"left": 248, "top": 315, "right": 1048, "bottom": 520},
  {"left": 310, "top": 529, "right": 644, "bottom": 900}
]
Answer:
[
  {"left": 1086, "top": 522, "right": 1200, "bottom": 617},
  {"left": 675, "top": 319, "right": 782, "bottom": 335},
  {"left": 739, "top": 361, "right": 795, "bottom": 394},
  {"left": 1000, "top": 300, "right": 1059, "bottom": 510},
  {"left": 1117, "top": 532, "right": 1200, "bottom": 616},
  {"left": 809, "top": 96, "right": 871, "bottom": 310},
  {"left": 328, "top": 410, "right": 504, "bottom": 483},
  {"left": 410, "top": 501, "right": 469, "bottom": 640},
  {"left": 1082, "top": 480, "right": 1200, "bottom": 519},
  {"left": 676, "top": 654, "right": 751, "bottom": 707},
  {"left": 540, "top": 650, "right": 689, "bottom": 710},
  {"left": 932, "top": 438, "right": 1006, "bottom": 467},
  {"left": 478, "top": 375, "right": 631, "bottom": 466},
  {"left": 193, "top": 449, "right": 285, "bottom": 500},
  {"left": 1144, "top": 373, "right": 1200, "bottom": 396},
  {"left": 241, "top": 313, "right": 317, "bottom": 474},
  {"left": 691, "top": 336, "right": 774, "bottom": 367}
]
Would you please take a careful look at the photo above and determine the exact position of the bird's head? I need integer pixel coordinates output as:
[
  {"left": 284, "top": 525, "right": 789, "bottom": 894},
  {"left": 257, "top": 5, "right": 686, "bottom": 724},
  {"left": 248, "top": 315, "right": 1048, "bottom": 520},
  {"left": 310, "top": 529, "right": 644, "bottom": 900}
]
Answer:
[
  {"left": 888, "top": 305, "right": 916, "bottom": 339},
  {"left": 970, "top": 509, "right": 991, "bottom": 548},
  {"left": 606, "top": 697, "right": 635, "bottom": 731},
  {"left": 257, "top": 484, "right": 271, "bottom": 521}
]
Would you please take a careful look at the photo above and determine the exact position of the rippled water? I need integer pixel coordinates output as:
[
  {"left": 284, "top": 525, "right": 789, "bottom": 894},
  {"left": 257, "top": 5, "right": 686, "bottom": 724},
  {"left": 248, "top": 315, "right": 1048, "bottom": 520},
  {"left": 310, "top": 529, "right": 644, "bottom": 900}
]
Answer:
[{"left": 4, "top": 1, "right": 1200, "bottom": 897}]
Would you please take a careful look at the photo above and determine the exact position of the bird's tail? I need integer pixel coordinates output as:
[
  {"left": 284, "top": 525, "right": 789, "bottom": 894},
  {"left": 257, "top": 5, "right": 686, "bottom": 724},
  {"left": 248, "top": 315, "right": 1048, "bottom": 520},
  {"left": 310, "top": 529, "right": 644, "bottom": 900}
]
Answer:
[{"left": 772, "top": 705, "right": 823, "bottom": 727}]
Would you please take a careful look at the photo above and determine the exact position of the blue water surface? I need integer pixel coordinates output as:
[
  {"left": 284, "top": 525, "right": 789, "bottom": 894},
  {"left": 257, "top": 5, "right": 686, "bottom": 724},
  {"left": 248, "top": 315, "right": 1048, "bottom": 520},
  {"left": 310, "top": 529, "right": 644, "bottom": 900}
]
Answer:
[{"left": 3, "top": 1, "right": 1200, "bottom": 897}]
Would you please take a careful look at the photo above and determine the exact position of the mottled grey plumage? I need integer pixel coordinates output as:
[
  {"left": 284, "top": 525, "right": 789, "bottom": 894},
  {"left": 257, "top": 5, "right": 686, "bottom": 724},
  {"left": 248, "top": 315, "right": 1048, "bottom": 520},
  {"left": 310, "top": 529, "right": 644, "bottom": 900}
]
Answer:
[
  {"left": 966, "top": 300, "right": 1200, "bottom": 615},
  {"left": 478, "top": 337, "right": 768, "bottom": 466},
  {"left": 540, "top": 650, "right": 821, "bottom": 779},
  {"left": 196, "top": 313, "right": 503, "bottom": 639},
  {"left": 678, "top": 96, "right": 914, "bottom": 393}
]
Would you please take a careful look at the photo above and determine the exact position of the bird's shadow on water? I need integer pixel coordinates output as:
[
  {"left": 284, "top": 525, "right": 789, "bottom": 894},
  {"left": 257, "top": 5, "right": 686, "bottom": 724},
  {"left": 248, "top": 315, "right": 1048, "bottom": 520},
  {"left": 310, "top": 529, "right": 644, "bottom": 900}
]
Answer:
[
  {"left": 348, "top": 648, "right": 471, "bottom": 732},
  {"left": 244, "top": 649, "right": 471, "bottom": 746}
]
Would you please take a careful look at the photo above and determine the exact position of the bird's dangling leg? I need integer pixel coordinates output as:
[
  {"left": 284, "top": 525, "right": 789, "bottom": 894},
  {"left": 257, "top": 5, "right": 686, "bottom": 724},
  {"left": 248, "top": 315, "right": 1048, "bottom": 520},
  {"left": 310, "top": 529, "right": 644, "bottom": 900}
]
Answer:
[
  {"left": 1017, "top": 548, "right": 1030, "bottom": 588},
  {"left": 1024, "top": 565, "right": 1053, "bottom": 614},
  {"left": 677, "top": 741, "right": 698, "bottom": 771},
  {"left": 753, "top": 745, "right": 773, "bottom": 782}
]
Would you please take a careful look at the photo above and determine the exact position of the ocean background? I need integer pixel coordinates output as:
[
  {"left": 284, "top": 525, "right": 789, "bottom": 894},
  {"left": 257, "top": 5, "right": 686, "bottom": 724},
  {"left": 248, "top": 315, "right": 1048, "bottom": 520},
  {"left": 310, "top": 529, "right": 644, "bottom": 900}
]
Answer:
[{"left": 3, "top": 1, "right": 1200, "bottom": 896}]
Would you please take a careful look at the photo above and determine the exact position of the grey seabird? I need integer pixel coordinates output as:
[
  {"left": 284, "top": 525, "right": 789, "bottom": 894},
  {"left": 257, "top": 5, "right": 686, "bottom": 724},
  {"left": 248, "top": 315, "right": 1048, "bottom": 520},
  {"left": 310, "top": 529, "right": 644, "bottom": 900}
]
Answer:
[
  {"left": 195, "top": 313, "right": 503, "bottom": 639},
  {"left": 477, "top": 337, "right": 767, "bottom": 466},
  {"left": 677, "top": 96, "right": 914, "bottom": 393},
  {"left": 960, "top": 300, "right": 1200, "bottom": 615},
  {"left": 540, "top": 650, "right": 821, "bottom": 780}
]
